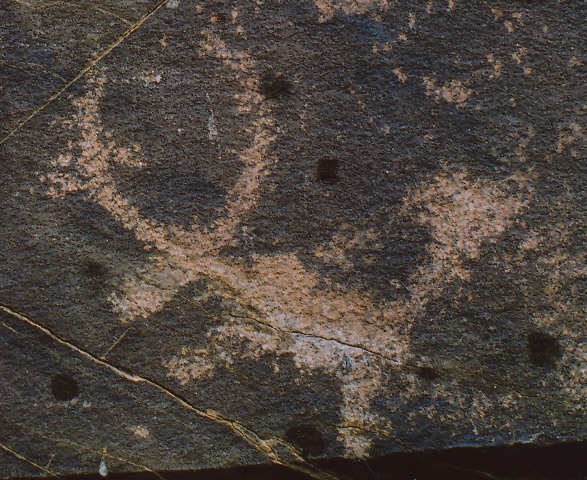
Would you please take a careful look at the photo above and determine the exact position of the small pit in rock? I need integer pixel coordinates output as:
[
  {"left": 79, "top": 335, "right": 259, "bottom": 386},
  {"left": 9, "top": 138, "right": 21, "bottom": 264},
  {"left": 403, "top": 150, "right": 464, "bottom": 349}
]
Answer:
[
  {"left": 51, "top": 373, "right": 80, "bottom": 401},
  {"left": 83, "top": 259, "right": 108, "bottom": 277},
  {"left": 527, "top": 331, "right": 562, "bottom": 368},
  {"left": 260, "top": 72, "right": 293, "bottom": 100},
  {"left": 285, "top": 425, "right": 326, "bottom": 457},
  {"left": 317, "top": 158, "right": 340, "bottom": 183},
  {"left": 416, "top": 366, "right": 441, "bottom": 380}
]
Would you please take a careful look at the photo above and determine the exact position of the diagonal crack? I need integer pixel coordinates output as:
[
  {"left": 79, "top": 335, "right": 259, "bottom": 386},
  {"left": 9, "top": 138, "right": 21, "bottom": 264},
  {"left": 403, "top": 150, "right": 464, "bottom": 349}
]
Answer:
[
  {"left": 177, "top": 293, "right": 405, "bottom": 365},
  {"left": 0, "top": 440, "right": 63, "bottom": 479},
  {"left": 3, "top": 417, "right": 166, "bottom": 480},
  {"left": 186, "top": 297, "right": 537, "bottom": 399},
  {"left": 0, "top": 59, "right": 67, "bottom": 83},
  {"left": 0, "top": 303, "right": 340, "bottom": 480},
  {"left": 0, "top": 0, "right": 170, "bottom": 147}
]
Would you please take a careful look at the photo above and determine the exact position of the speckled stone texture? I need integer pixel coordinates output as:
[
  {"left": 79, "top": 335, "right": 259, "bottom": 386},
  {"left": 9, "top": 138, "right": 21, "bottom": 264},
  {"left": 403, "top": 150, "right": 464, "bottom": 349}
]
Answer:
[{"left": 1, "top": 1, "right": 585, "bottom": 478}]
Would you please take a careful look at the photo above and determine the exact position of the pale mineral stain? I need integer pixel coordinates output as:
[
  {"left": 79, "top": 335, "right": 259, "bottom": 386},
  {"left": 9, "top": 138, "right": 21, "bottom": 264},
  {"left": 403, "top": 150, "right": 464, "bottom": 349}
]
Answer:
[
  {"left": 557, "top": 122, "right": 584, "bottom": 157},
  {"left": 426, "top": 0, "right": 434, "bottom": 14},
  {"left": 132, "top": 426, "right": 151, "bottom": 439},
  {"left": 313, "top": 0, "right": 390, "bottom": 22},
  {"left": 491, "top": 6, "right": 504, "bottom": 21},
  {"left": 408, "top": 12, "right": 416, "bottom": 29},
  {"left": 208, "top": 111, "right": 219, "bottom": 140},
  {"left": 165, "top": 350, "right": 216, "bottom": 385},
  {"left": 393, "top": 67, "right": 408, "bottom": 83},
  {"left": 487, "top": 53, "right": 503, "bottom": 79},
  {"left": 423, "top": 77, "right": 472, "bottom": 105},
  {"left": 512, "top": 47, "right": 528, "bottom": 65},
  {"left": 139, "top": 71, "right": 163, "bottom": 87},
  {"left": 520, "top": 231, "right": 540, "bottom": 251},
  {"left": 372, "top": 42, "right": 393, "bottom": 53},
  {"left": 98, "top": 458, "right": 108, "bottom": 477}
]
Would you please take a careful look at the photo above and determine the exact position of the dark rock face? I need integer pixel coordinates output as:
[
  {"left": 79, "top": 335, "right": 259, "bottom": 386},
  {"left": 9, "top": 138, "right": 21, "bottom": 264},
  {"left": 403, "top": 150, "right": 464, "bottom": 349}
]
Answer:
[{"left": 0, "top": 1, "right": 585, "bottom": 478}]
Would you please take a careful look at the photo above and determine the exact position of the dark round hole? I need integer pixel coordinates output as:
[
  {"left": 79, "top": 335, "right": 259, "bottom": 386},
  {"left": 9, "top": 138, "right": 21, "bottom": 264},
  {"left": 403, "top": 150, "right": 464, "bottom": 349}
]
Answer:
[
  {"left": 527, "top": 331, "right": 562, "bottom": 368},
  {"left": 83, "top": 259, "right": 107, "bottom": 277},
  {"left": 285, "top": 425, "right": 326, "bottom": 457},
  {"left": 214, "top": 12, "right": 227, "bottom": 24},
  {"left": 51, "top": 374, "right": 80, "bottom": 401},
  {"left": 260, "top": 73, "right": 293, "bottom": 100},
  {"left": 416, "top": 366, "right": 440, "bottom": 380},
  {"left": 317, "top": 158, "right": 340, "bottom": 183}
]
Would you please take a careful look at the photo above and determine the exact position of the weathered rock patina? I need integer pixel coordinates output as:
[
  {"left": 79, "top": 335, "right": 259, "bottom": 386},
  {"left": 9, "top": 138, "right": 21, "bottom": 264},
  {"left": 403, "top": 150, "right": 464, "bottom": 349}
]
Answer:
[{"left": 1, "top": 0, "right": 585, "bottom": 478}]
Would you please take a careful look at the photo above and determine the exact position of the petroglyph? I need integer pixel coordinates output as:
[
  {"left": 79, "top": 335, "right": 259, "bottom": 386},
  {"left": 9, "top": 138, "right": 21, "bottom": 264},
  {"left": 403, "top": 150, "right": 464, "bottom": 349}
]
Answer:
[
  {"left": 43, "top": 60, "right": 527, "bottom": 454},
  {"left": 2, "top": 0, "right": 586, "bottom": 477},
  {"left": 39, "top": 4, "right": 538, "bottom": 459}
]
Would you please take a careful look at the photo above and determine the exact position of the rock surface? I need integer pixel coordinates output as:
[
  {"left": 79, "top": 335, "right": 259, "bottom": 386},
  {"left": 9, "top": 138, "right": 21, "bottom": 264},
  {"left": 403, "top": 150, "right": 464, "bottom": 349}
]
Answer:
[{"left": 0, "top": 1, "right": 585, "bottom": 478}]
